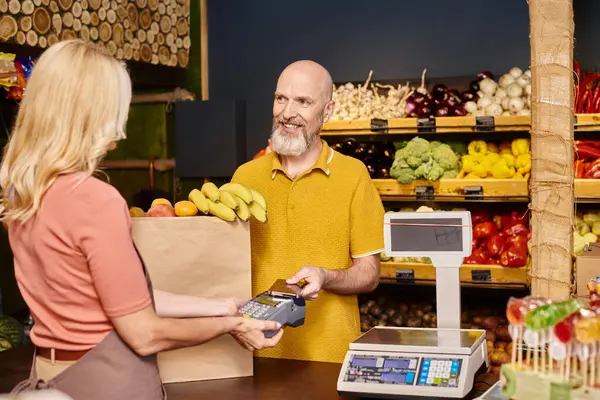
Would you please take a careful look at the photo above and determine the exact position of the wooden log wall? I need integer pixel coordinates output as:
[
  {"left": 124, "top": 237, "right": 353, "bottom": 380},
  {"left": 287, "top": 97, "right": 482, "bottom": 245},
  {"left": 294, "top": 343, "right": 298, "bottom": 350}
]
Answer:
[{"left": 0, "top": 0, "right": 191, "bottom": 68}]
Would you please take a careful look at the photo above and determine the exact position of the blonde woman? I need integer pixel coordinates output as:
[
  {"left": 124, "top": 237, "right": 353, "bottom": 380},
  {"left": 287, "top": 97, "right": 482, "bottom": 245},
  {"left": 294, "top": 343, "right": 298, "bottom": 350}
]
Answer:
[{"left": 2, "top": 40, "right": 282, "bottom": 400}]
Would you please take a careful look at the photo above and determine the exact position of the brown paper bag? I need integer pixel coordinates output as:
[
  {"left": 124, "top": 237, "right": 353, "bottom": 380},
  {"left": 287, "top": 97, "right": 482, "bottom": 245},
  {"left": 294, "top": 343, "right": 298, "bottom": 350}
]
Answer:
[{"left": 131, "top": 216, "right": 253, "bottom": 383}]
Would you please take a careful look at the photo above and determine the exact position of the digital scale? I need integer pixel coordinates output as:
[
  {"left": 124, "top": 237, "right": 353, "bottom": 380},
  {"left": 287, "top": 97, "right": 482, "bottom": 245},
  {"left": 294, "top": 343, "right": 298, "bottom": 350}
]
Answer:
[
  {"left": 337, "top": 211, "right": 488, "bottom": 399},
  {"left": 236, "top": 279, "right": 306, "bottom": 338}
]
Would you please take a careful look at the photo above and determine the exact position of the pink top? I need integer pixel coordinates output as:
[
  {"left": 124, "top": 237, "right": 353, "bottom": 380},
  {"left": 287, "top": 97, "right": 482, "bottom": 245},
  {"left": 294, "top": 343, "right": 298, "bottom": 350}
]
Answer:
[{"left": 9, "top": 173, "right": 152, "bottom": 351}]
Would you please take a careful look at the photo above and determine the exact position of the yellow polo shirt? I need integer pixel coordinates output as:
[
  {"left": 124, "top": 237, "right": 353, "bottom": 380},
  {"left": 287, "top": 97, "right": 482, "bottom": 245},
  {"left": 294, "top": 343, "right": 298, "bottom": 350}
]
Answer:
[{"left": 231, "top": 139, "right": 384, "bottom": 363}]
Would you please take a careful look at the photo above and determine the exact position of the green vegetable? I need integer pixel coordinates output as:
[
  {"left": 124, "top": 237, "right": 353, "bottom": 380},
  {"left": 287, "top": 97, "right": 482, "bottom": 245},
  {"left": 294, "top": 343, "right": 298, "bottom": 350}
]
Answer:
[
  {"left": 390, "top": 164, "right": 417, "bottom": 184},
  {"left": 583, "top": 213, "right": 600, "bottom": 226},
  {"left": 394, "top": 141, "right": 409, "bottom": 150},
  {"left": 0, "top": 315, "right": 23, "bottom": 347},
  {"left": 448, "top": 142, "right": 468, "bottom": 156},
  {"left": 432, "top": 144, "right": 459, "bottom": 171},
  {"left": 442, "top": 170, "right": 459, "bottom": 179},
  {"left": 576, "top": 216, "right": 591, "bottom": 235}
]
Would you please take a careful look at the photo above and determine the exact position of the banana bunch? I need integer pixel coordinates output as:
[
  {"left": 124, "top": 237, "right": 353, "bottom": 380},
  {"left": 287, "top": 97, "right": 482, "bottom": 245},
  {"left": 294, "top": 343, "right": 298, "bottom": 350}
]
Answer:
[{"left": 188, "top": 182, "right": 267, "bottom": 223}]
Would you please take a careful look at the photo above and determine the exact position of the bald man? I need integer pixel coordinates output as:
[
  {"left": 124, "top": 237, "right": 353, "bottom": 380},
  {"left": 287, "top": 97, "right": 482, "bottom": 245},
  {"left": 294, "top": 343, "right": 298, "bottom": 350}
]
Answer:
[{"left": 231, "top": 60, "right": 384, "bottom": 363}]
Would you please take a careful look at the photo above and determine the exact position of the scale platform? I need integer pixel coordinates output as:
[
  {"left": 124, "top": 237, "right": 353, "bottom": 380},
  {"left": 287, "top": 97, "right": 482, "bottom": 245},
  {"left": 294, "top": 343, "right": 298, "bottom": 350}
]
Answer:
[{"left": 337, "top": 326, "right": 488, "bottom": 399}]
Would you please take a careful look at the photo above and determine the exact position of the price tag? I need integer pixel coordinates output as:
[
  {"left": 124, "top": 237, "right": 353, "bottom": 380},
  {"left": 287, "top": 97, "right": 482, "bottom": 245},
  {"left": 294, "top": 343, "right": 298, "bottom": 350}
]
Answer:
[
  {"left": 371, "top": 118, "right": 389, "bottom": 133},
  {"left": 475, "top": 116, "right": 495, "bottom": 132},
  {"left": 417, "top": 117, "right": 436, "bottom": 133},
  {"left": 463, "top": 186, "right": 484, "bottom": 201},
  {"left": 415, "top": 186, "right": 435, "bottom": 201},
  {"left": 396, "top": 269, "right": 415, "bottom": 283},
  {"left": 471, "top": 270, "right": 491, "bottom": 282}
]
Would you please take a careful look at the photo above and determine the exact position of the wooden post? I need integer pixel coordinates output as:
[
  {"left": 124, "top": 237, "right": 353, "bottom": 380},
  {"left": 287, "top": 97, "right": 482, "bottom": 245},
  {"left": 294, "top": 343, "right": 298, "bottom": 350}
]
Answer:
[{"left": 528, "top": 0, "right": 575, "bottom": 299}]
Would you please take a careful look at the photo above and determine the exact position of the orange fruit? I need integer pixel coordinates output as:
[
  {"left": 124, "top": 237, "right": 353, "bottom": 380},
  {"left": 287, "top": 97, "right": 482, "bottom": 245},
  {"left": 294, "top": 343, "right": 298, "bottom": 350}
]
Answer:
[
  {"left": 129, "top": 207, "right": 146, "bottom": 218},
  {"left": 151, "top": 198, "right": 172, "bottom": 207},
  {"left": 174, "top": 200, "right": 198, "bottom": 217}
]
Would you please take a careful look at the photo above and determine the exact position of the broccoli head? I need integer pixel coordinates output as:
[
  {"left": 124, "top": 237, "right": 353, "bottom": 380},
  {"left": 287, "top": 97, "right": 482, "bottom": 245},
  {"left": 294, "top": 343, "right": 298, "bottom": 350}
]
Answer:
[
  {"left": 414, "top": 157, "right": 433, "bottom": 179},
  {"left": 432, "top": 144, "right": 459, "bottom": 171},
  {"left": 429, "top": 141, "right": 444, "bottom": 149},
  {"left": 426, "top": 161, "right": 445, "bottom": 181},
  {"left": 390, "top": 160, "right": 416, "bottom": 184},
  {"left": 442, "top": 170, "right": 459, "bottom": 179}
]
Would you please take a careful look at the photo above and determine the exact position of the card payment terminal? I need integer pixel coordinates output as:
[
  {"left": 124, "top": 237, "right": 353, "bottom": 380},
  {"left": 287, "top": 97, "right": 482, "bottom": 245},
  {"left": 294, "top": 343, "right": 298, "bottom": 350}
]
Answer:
[{"left": 236, "top": 279, "right": 306, "bottom": 338}]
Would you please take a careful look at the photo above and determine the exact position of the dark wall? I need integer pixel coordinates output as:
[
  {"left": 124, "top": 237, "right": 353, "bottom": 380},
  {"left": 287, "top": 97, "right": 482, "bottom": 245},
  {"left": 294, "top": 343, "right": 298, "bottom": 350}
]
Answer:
[
  {"left": 207, "top": 0, "right": 531, "bottom": 159},
  {"left": 574, "top": 0, "right": 600, "bottom": 71}
]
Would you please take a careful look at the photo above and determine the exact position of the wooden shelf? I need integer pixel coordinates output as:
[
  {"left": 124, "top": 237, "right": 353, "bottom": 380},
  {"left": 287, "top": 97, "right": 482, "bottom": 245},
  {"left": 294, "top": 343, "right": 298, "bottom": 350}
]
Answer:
[
  {"left": 372, "top": 179, "right": 530, "bottom": 200},
  {"left": 321, "top": 114, "right": 600, "bottom": 136},
  {"left": 381, "top": 261, "right": 528, "bottom": 288}
]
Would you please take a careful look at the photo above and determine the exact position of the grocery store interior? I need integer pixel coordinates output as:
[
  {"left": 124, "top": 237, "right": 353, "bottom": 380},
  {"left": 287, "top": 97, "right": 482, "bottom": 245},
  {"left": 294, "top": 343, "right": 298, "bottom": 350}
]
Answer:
[{"left": 0, "top": 0, "right": 599, "bottom": 399}]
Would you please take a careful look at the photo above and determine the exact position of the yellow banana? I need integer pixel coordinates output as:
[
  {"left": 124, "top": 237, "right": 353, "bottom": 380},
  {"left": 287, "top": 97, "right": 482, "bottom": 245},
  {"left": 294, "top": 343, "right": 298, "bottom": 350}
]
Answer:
[
  {"left": 220, "top": 182, "right": 253, "bottom": 204},
  {"left": 249, "top": 188, "right": 266, "bottom": 211},
  {"left": 219, "top": 191, "right": 238, "bottom": 210},
  {"left": 188, "top": 189, "right": 209, "bottom": 214},
  {"left": 233, "top": 196, "right": 250, "bottom": 221},
  {"left": 248, "top": 201, "right": 267, "bottom": 223},
  {"left": 201, "top": 182, "right": 220, "bottom": 202},
  {"left": 208, "top": 200, "right": 236, "bottom": 222}
]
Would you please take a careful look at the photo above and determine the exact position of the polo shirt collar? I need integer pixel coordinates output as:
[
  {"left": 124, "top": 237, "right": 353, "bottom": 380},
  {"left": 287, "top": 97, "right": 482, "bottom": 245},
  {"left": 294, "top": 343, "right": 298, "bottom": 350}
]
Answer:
[{"left": 271, "top": 139, "right": 334, "bottom": 179}]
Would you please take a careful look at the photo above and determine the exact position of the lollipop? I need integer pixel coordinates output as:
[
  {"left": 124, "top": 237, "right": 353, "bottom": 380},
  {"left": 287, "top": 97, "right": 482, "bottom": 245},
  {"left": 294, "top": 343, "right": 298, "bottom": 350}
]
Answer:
[
  {"left": 506, "top": 297, "right": 550, "bottom": 367},
  {"left": 525, "top": 299, "right": 585, "bottom": 332}
]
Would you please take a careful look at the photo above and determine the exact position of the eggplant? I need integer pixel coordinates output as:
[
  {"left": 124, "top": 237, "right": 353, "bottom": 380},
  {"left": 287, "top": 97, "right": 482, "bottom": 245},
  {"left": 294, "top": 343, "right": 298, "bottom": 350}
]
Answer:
[
  {"left": 353, "top": 143, "right": 368, "bottom": 160},
  {"left": 382, "top": 148, "right": 395, "bottom": 160},
  {"left": 432, "top": 84, "right": 448, "bottom": 98},
  {"left": 341, "top": 138, "right": 357, "bottom": 153},
  {"left": 366, "top": 144, "right": 380, "bottom": 158},
  {"left": 377, "top": 167, "right": 390, "bottom": 179},
  {"left": 365, "top": 163, "right": 376, "bottom": 178},
  {"left": 477, "top": 71, "right": 495, "bottom": 81},
  {"left": 469, "top": 80, "right": 480, "bottom": 93},
  {"left": 435, "top": 106, "right": 450, "bottom": 117},
  {"left": 452, "top": 104, "right": 468, "bottom": 117},
  {"left": 417, "top": 104, "right": 433, "bottom": 118}
]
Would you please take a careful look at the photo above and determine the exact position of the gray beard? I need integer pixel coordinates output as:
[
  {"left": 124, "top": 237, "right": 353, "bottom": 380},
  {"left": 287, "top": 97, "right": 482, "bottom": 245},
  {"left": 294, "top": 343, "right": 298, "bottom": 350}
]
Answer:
[{"left": 270, "top": 114, "right": 324, "bottom": 157}]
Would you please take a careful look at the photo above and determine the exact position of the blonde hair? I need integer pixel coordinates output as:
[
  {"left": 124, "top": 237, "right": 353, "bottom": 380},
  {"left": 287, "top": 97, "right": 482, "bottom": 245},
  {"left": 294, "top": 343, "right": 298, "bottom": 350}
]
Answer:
[{"left": 0, "top": 39, "right": 132, "bottom": 224}]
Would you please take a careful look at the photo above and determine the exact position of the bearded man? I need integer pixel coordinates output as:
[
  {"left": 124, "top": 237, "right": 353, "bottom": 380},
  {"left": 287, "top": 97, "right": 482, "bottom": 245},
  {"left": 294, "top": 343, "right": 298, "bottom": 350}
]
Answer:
[{"left": 231, "top": 60, "right": 384, "bottom": 363}]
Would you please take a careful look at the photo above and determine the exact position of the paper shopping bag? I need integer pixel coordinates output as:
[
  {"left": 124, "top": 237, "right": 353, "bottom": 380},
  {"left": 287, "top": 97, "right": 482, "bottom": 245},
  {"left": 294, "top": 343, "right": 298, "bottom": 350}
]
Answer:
[{"left": 131, "top": 216, "right": 253, "bottom": 383}]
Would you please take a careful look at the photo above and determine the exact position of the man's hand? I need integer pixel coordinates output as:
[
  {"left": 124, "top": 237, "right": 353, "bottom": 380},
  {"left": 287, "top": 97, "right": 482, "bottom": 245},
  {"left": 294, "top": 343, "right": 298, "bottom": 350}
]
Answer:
[
  {"left": 230, "top": 318, "right": 283, "bottom": 351},
  {"left": 286, "top": 266, "right": 329, "bottom": 300},
  {"left": 224, "top": 297, "right": 251, "bottom": 315}
]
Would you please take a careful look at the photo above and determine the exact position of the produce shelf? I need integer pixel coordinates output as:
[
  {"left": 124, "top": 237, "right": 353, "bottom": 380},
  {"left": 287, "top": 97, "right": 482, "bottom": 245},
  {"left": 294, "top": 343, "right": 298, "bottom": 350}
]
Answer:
[
  {"left": 321, "top": 114, "right": 600, "bottom": 136},
  {"left": 372, "top": 179, "right": 530, "bottom": 201},
  {"left": 380, "top": 262, "right": 528, "bottom": 289},
  {"left": 575, "top": 179, "right": 600, "bottom": 200}
]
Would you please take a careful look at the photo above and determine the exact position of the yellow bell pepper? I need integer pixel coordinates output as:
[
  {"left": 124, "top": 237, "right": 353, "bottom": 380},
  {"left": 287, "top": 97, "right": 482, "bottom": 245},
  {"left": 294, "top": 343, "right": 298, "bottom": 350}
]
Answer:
[
  {"left": 468, "top": 140, "right": 488, "bottom": 156},
  {"left": 491, "top": 159, "right": 516, "bottom": 179},
  {"left": 473, "top": 163, "right": 488, "bottom": 178},
  {"left": 465, "top": 172, "right": 480, "bottom": 179},
  {"left": 485, "top": 152, "right": 500, "bottom": 166},
  {"left": 511, "top": 138, "right": 530, "bottom": 157},
  {"left": 501, "top": 153, "right": 516, "bottom": 169},
  {"left": 499, "top": 141, "right": 512, "bottom": 151},
  {"left": 500, "top": 148, "right": 513, "bottom": 156},
  {"left": 461, "top": 155, "right": 475, "bottom": 173},
  {"left": 524, "top": 173, "right": 530, "bottom": 180},
  {"left": 516, "top": 153, "right": 532, "bottom": 175},
  {"left": 513, "top": 172, "right": 524, "bottom": 180},
  {"left": 487, "top": 143, "right": 500, "bottom": 154}
]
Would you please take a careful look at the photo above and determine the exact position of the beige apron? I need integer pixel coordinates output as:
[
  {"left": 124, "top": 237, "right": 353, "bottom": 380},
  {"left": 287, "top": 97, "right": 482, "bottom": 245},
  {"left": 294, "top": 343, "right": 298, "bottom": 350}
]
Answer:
[{"left": 10, "top": 245, "right": 166, "bottom": 400}]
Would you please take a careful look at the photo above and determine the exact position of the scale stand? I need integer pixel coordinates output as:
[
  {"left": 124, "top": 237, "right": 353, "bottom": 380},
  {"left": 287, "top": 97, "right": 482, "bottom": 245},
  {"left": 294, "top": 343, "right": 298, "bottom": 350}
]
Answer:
[{"left": 337, "top": 211, "right": 488, "bottom": 399}]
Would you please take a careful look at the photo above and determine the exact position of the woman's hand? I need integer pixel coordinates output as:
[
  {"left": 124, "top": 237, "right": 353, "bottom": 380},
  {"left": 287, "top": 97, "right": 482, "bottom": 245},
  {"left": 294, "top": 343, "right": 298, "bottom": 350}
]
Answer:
[
  {"left": 230, "top": 318, "right": 283, "bottom": 351},
  {"left": 224, "top": 297, "right": 251, "bottom": 315}
]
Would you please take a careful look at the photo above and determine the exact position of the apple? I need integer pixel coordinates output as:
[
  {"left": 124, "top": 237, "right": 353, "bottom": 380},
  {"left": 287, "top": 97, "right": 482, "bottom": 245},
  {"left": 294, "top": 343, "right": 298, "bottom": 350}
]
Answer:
[{"left": 146, "top": 204, "right": 176, "bottom": 217}]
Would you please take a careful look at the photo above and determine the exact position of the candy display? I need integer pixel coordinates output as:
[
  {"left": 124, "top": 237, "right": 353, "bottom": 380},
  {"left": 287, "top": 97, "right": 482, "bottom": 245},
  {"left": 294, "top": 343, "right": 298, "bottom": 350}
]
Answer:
[
  {"left": 501, "top": 282, "right": 600, "bottom": 398},
  {"left": 0, "top": 53, "right": 37, "bottom": 101}
]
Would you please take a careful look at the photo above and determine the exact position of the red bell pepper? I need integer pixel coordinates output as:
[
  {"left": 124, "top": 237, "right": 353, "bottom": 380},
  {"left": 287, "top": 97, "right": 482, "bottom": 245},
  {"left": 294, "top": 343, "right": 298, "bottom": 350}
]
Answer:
[
  {"left": 505, "top": 234, "right": 528, "bottom": 248},
  {"left": 472, "top": 239, "right": 479, "bottom": 251},
  {"left": 467, "top": 247, "right": 489, "bottom": 265},
  {"left": 473, "top": 221, "right": 498, "bottom": 240},
  {"left": 499, "top": 211, "right": 520, "bottom": 231},
  {"left": 500, "top": 241, "right": 528, "bottom": 268},
  {"left": 487, "top": 235, "right": 506, "bottom": 258},
  {"left": 576, "top": 144, "right": 600, "bottom": 161},
  {"left": 504, "top": 223, "right": 530, "bottom": 237},
  {"left": 490, "top": 258, "right": 501, "bottom": 265},
  {"left": 493, "top": 215, "right": 502, "bottom": 230},
  {"left": 472, "top": 209, "right": 491, "bottom": 224}
]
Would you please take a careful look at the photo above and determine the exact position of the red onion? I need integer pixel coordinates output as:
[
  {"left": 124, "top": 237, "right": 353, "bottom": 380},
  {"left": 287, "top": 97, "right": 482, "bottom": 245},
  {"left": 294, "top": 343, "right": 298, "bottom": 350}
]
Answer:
[
  {"left": 404, "top": 100, "right": 418, "bottom": 117},
  {"left": 452, "top": 104, "right": 468, "bottom": 117},
  {"left": 417, "top": 104, "right": 433, "bottom": 118},
  {"left": 435, "top": 106, "right": 450, "bottom": 117},
  {"left": 477, "top": 71, "right": 494, "bottom": 81}
]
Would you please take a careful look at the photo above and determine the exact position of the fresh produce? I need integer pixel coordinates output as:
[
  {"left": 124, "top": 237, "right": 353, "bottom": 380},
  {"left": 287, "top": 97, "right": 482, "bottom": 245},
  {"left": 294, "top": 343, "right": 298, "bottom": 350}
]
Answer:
[
  {"left": 390, "top": 137, "right": 460, "bottom": 184},
  {"left": 0, "top": 315, "right": 23, "bottom": 348},
  {"left": 174, "top": 201, "right": 198, "bottom": 217},
  {"left": 146, "top": 203, "right": 177, "bottom": 217},
  {"left": 459, "top": 139, "right": 531, "bottom": 180},
  {"left": 574, "top": 61, "right": 600, "bottom": 114},
  {"left": 331, "top": 139, "right": 395, "bottom": 178},
  {"left": 359, "top": 294, "right": 511, "bottom": 376},
  {"left": 465, "top": 209, "right": 530, "bottom": 268},
  {"left": 401, "top": 71, "right": 468, "bottom": 118},
  {"left": 139, "top": 183, "right": 268, "bottom": 223},
  {"left": 129, "top": 207, "right": 146, "bottom": 218},
  {"left": 467, "top": 67, "right": 531, "bottom": 117},
  {"left": 573, "top": 211, "right": 600, "bottom": 255},
  {"left": 575, "top": 141, "right": 600, "bottom": 178}
]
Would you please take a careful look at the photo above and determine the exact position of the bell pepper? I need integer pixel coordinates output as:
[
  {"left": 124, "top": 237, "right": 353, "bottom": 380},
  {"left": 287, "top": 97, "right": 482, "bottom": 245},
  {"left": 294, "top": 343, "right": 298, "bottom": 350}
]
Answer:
[
  {"left": 511, "top": 138, "right": 530, "bottom": 157},
  {"left": 472, "top": 209, "right": 491, "bottom": 224},
  {"left": 512, "top": 172, "right": 524, "bottom": 180},
  {"left": 501, "top": 153, "right": 516, "bottom": 168},
  {"left": 461, "top": 155, "right": 475, "bottom": 173},
  {"left": 472, "top": 163, "right": 488, "bottom": 178},
  {"left": 473, "top": 221, "right": 498, "bottom": 240},
  {"left": 584, "top": 163, "right": 600, "bottom": 179},
  {"left": 493, "top": 215, "right": 503, "bottom": 230},
  {"left": 487, "top": 235, "right": 506, "bottom": 258},
  {"left": 499, "top": 241, "right": 528, "bottom": 268},
  {"left": 499, "top": 141, "right": 512, "bottom": 151},
  {"left": 505, "top": 234, "right": 528, "bottom": 248},
  {"left": 504, "top": 223, "right": 530, "bottom": 237},
  {"left": 575, "top": 160, "right": 586, "bottom": 178},
  {"left": 472, "top": 239, "right": 479, "bottom": 251},
  {"left": 500, "top": 211, "right": 520, "bottom": 231},
  {"left": 468, "top": 140, "right": 488, "bottom": 156},
  {"left": 516, "top": 153, "right": 531, "bottom": 175},
  {"left": 464, "top": 172, "right": 480, "bottom": 179},
  {"left": 491, "top": 159, "right": 516, "bottom": 179},
  {"left": 465, "top": 247, "right": 489, "bottom": 265},
  {"left": 487, "top": 143, "right": 500, "bottom": 154}
]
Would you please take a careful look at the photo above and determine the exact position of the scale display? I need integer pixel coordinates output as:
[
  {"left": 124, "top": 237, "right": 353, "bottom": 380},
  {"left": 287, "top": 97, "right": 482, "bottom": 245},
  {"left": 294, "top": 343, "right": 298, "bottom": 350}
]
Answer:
[
  {"left": 388, "top": 217, "right": 463, "bottom": 252},
  {"left": 343, "top": 355, "right": 418, "bottom": 386}
]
